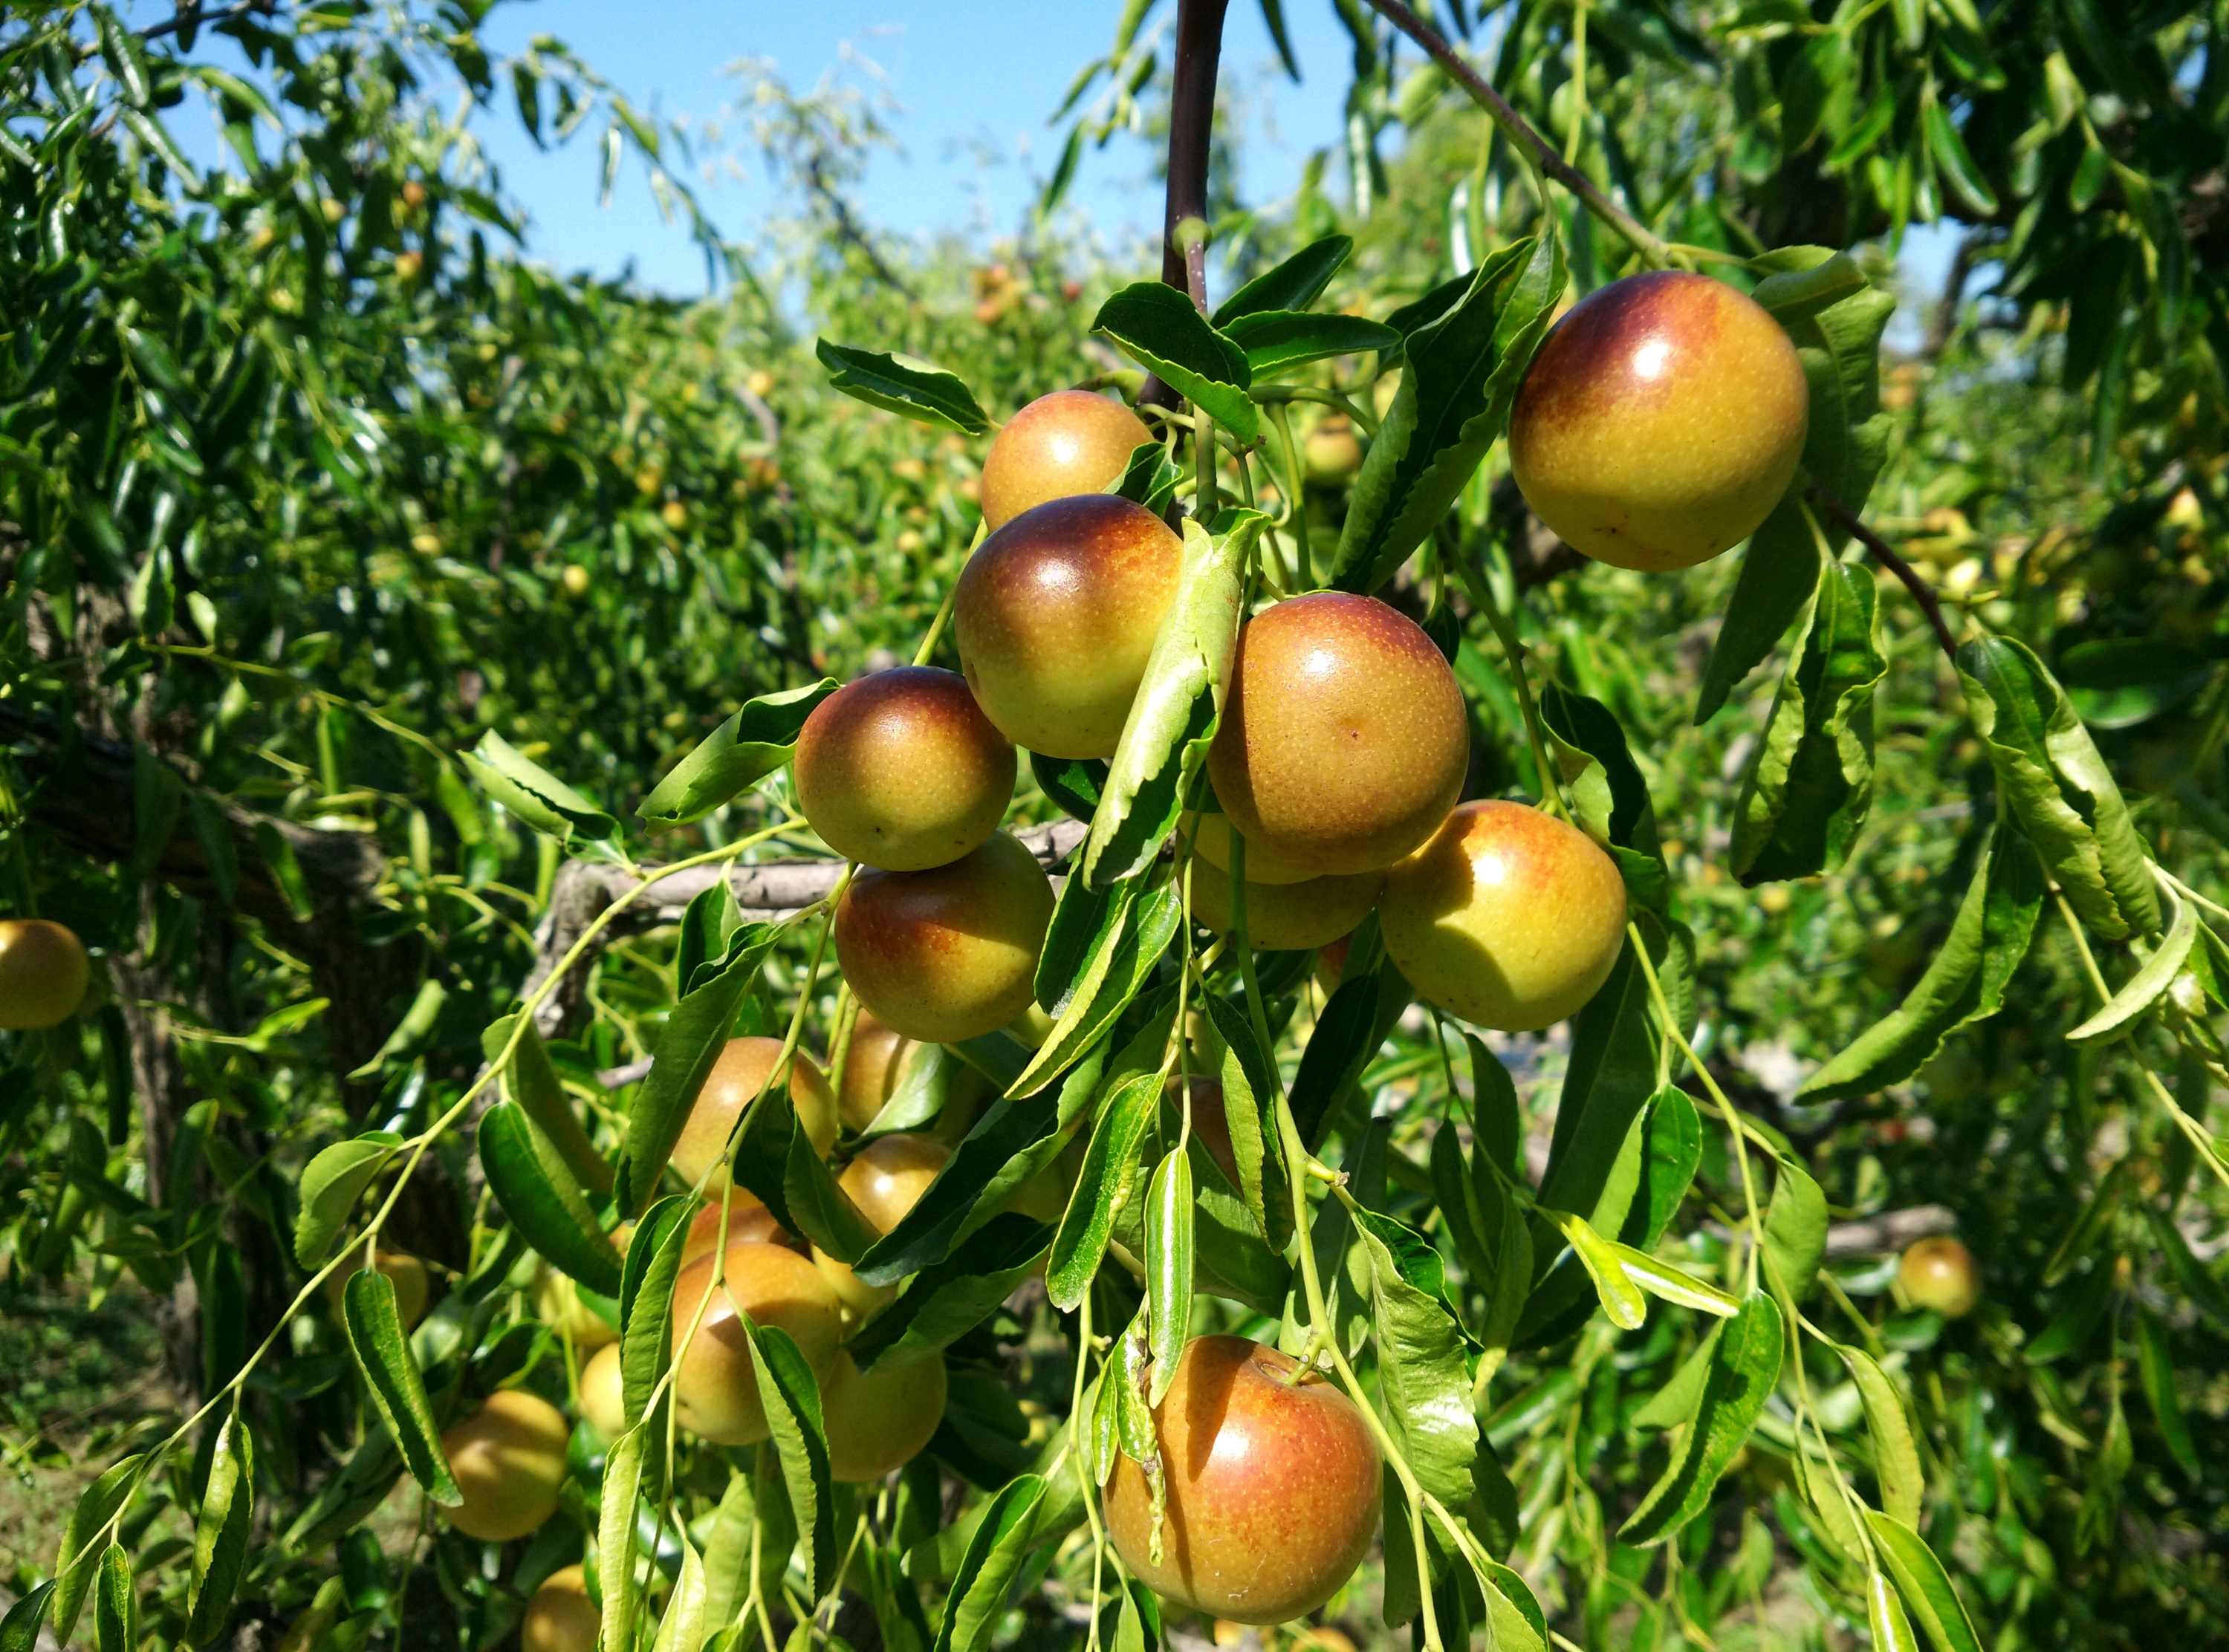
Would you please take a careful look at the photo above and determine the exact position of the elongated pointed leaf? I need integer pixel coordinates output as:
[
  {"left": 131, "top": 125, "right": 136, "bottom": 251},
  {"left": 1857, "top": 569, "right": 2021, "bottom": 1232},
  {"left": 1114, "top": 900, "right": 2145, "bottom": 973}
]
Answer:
[
  {"left": 461, "top": 729, "right": 616, "bottom": 845},
  {"left": 479, "top": 1102, "right": 623, "bottom": 1296},
  {"left": 342, "top": 1271, "right": 460, "bottom": 1505},
  {"left": 186, "top": 1414, "right": 253, "bottom": 1648},
  {"left": 1620, "top": 1292, "right": 1782, "bottom": 1544},
  {"left": 1764, "top": 1154, "right": 1829, "bottom": 1308},
  {"left": 932, "top": 1474, "right": 1047, "bottom": 1652},
  {"left": 484, "top": 1011, "right": 611, "bottom": 1191},
  {"left": 849, "top": 1215, "right": 1051, "bottom": 1369},
  {"left": 1553, "top": 1211, "right": 1647, "bottom": 1329},
  {"left": 1223, "top": 309, "right": 1398, "bottom": 377},
  {"left": 621, "top": 1195, "right": 698, "bottom": 1425},
  {"left": 92, "top": 1544, "right": 131, "bottom": 1652},
  {"left": 1354, "top": 1211, "right": 1476, "bottom": 1511},
  {"left": 1213, "top": 234, "right": 1351, "bottom": 324},
  {"left": 2135, "top": 1305, "right": 2199, "bottom": 1478},
  {"left": 739, "top": 1317, "right": 835, "bottom": 1598},
  {"left": 1091, "top": 284, "right": 1256, "bottom": 440},
  {"left": 1841, "top": 1347, "right": 1924, "bottom": 1526},
  {"left": 1632, "top": 1324, "right": 1722, "bottom": 1429},
  {"left": 1046, "top": 1070, "right": 1161, "bottom": 1310},
  {"left": 0, "top": 1581, "right": 54, "bottom": 1652},
  {"left": 598, "top": 1427, "right": 647, "bottom": 1652},
  {"left": 1865, "top": 1512, "right": 1985, "bottom": 1652},
  {"left": 53, "top": 1455, "right": 144, "bottom": 1645},
  {"left": 637, "top": 680, "right": 838, "bottom": 830},
  {"left": 1143, "top": 1151, "right": 1195, "bottom": 1405},
  {"left": 293, "top": 1133, "right": 402, "bottom": 1266},
  {"left": 1008, "top": 891, "right": 1183, "bottom": 1099},
  {"left": 815, "top": 340, "right": 990, "bottom": 434},
  {"left": 2069, "top": 876, "right": 2192, "bottom": 1041}
]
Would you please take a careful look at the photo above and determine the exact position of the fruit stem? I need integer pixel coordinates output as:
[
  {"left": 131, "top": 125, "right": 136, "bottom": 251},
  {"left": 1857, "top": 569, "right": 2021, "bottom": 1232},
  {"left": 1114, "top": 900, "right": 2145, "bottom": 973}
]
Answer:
[
  {"left": 1803, "top": 482, "right": 1960, "bottom": 663},
  {"left": 1357, "top": 0, "right": 1673, "bottom": 271}
]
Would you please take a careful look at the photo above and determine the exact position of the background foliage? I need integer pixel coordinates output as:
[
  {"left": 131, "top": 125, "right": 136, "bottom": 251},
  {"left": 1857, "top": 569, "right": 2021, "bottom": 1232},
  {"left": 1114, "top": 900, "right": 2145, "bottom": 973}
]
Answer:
[{"left": 2, "top": 0, "right": 2226, "bottom": 1648}]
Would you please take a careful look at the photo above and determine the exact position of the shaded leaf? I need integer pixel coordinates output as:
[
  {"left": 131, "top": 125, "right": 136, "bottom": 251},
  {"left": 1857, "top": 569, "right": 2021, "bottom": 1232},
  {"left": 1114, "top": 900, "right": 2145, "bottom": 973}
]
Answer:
[
  {"left": 1224, "top": 309, "right": 1398, "bottom": 377},
  {"left": 293, "top": 1133, "right": 402, "bottom": 1266},
  {"left": 342, "top": 1271, "right": 460, "bottom": 1505},
  {"left": 1620, "top": 1292, "right": 1782, "bottom": 1544},
  {"left": 1213, "top": 234, "right": 1351, "bottom": 324},
  {"left": 478, "top": 1102, "right": 623, "bottom": 1297}
]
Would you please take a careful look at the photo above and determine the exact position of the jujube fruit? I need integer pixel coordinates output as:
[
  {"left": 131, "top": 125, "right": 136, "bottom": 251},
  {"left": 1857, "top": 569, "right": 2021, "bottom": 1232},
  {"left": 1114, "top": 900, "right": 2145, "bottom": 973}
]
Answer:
[
  {"left": 536, "top": 1268, "right": 616, "bottom": 1351},
  {"left": 1508, "top": 270, "right": 1808, "bottom": 572},
  {"left": 1303, "top": 417, "right": 1363, "bottom": 485},
  {"left": 577, "top": 1342, "right": 626, "bottom": 1440},
  {"left": 955, "top": 495, "right": 1182, "bottom": 758},
  {"left": 668, "top": 1037, "right": 840, "bottom": 1191},
  {"left": 819, "top": 1350, "right": 949, "bottom": 1482},
  {"left": 1380, "top": 801, "right": 1627, "bottom": 1032},
  {"left": 1182, "top": 810, "right": 1315, "bottom": 886},
  {"left": 834, "top": 832, "right": 1054, "bottom": 1043},
  {"left": 1188, "top": 858, "right": 1386, "bottom": 954},
  {"left": 814, "top": 1132, "right": 952, "bottom": 1317},
  {"left": 520, "top": 1564, "right": 597, "bottom": 1652},
  {"left": 794, "top": 668, "right": 1016, "bottom": 871},
  {"left": 1169, "top": 1076, "right": 1240, "bottom": 1188},
  {"left": 1207, "top": 594, "right": 1467, "bottom": 876},
  {"left": 669, "top": 1240, "right": 845, "bottom": 1445},
  {"left": 980, "top": 389, "right": 1152, "bottom": 530},
  {"left": 1105, "top": 1335, "right": 1380, "bottom": 1625},
  {"left": 438, "top": 1389, "right": 571, "bottom": 1541},
  {"left": 325, "top": 1247, "right": 432, "bottom": 1330},
  {"left": 680, "top": 1191, "right": 794, "bottom": 1266},
  {"left": 836, "top": 1007, "right": 918, "bottom": 1133},
  {"left": 0, "top": 918, "right": 90, "bottom": 1030},
  {"left": 1899, "top": 1236, "right": 1980, "bottom": 1318}
]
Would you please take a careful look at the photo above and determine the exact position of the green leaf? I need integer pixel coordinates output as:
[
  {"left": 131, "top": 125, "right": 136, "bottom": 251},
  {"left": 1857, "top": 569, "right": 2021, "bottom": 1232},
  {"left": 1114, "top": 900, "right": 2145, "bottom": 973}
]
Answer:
[
  {"left": 92, "top": 1544, "right": 132, "bottom": 1652},
  {"left": 1213, "top": 234, "right": 1352, "bottom": 324},
  {"left": 2026, "top": 1256, "right": 2117, "bottom": 1361},
  {"left": 695, "top": 1470, "right": 759, "bottom": 1637},
  {"left": 1696, "top": 251, "right": 1895, "bottom": 722},
  {"left": 932, "top": 1474, "right": 1047, "bottom": 1652},
  {"left": 1046, "top": 1070, "right": 1161, "bottom": 1310},
  {"left": 1537, "top": 942, "right": 1655, "bottom": 1220},
  {"left": 2044, "top": 1160, "right": 2127, "bottom": 1286},
  {"left": 1289, "top": 957, "right": 1410, "bottom": 1149},
  {"left": 2069, "top": 875, "right": 2192, "bottom": 1041},
  {"left": 342, "top": 1271, "right": 459, "bottom": 1505},
  {"left": 617, "top": 923, "right": 779, "bottom": 1214},
  {"left": 1551, "top": 1211, "right": 1647, "bottom": 1329},
  {"left": 653, "top": 1532, "right": 706, "bottom": 1652},
  {"left": 1091, "top": 283, "right": 1258, "bottom": 440},
  {"left": 1841, "top": 1347, "right": 1925, "bottom": 1526},
  {"left": 1540, "top": 680, "right": 1661, "bottom": 853},
  {"left": 2135, "top": 1305, "right": 2199, "bottom": 1478},
  {"left": 1731, "top": 558, "right": 1886, "bottom": 882},
  {"left": 1924, "top": 100, "right": 1999, "bottom": 216},
  {"left": 1222, "top": 310, "right": 1398, "bottom": 377},
  {"left": 53, "top": 1454, "right": 143, "bottom": 1645},
  {"left": 1082, "top": 511, "right": 1262, "bottom": 888},
  {"left": 1763, "top": 1155, "right": 1829, "bottom": 1309},
  {"left": 1036, "top": 861, "right": 1137, "bottom": 1016},
  {"left": 849, "top": 1215, "right": 1052, "bottom": 1369},
  {"left": 637, "top": 680, "right": 838, "bottom": 831},
  {"left": 1864, "top": 1512, "right": 1985, "bottom": 1652},
  {"left": 1620, "top": 1292, "right": 1782, "bottom": 1545},
  {"left": 1958, "top": 635, "right": 2159, "bottom": 940},
  {"left": 1108, "top": 441, "right": 1181, "bottom": 517},
  {"left": 186, "top": 1414, "right": 253, "bottom": 1648},
  {"left": 1749, "top": 252, "right": 1869, "bottom": 319},
  {"left": 484, "top": 1012, "right": 611, "bottom": 1190},
  {"left": 0, "top": 1581, "right": 54, "bottom": 1652},
  {"left": 253, "top": 820, "right": 316, "bottom": 921},
  {"left": 739, "top": 1317, "right": 836, "bottom": 1598},
  {"left": 1008, "top": 891, "right": 1183, "bottom": 1099},
  {"left": 1332, "top": 233, "right": 1563, "bottom": 593},
  {"left": 347, "top": 978, "right": 447, "bottom": 1081},
  {"left": 1202, "top": 994, "right": 1278, "bottom": 1243},
  {"left": 1632, "top": 1324, "right": 1722, "bottom": 1430},
  {"left": 1800, "top": 825, "right": 2045, "bottom": 1099},
  {"left": 293, "top": 1133, "right": 402, "bottom": 1266},
  {"left": 461, "top": 730, "right": 617, "bottom": 845},
  {"left": 814, "top": 340, "right": 990, "bottom": 434},
  {"left": 598, "top": 1426, "right": 647, "bottom": 1652},
  {"left": 732, "top": 1081, "right": 879, "bottom": 1263},
  {"left": 478, "top": 1102, "right": 624, "bottom": 1297},
  {"left": 1869, "top": 1570, "right": 1924, "bottom": 1652},
  {"left": 2141, "top": 1207, "right": 2229, "bottom": 1330},
  {"left": 621, "top": 1197, "right": 697, "bottom": 1427},
  {"left": 1354, "top": 1211, "right": 1478, "bottom": 1511},
  {"left": 1143, "top": 1150, "right": 1195, "bottom": 1405}
]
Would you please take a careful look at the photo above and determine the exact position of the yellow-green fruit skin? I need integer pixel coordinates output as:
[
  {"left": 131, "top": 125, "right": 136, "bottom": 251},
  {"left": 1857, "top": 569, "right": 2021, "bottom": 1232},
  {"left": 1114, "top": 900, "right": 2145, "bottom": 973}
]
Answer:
[
  {"left": 814, "top": 1132, "right": 951, "bottom": 1317},
  {"left": 669, "top": 1037, "right": 840, "bottom": 1190},
  {"left": 438, "top": 1389, "right": 571, "bottom": 1541},
  {"left": 1188, "top": 859, "right": 1386, "bottom": 953},
  {"left": 955, "top": 494, "right": 1182, "bottom": 758},
  {"left": 577, "top": 1342, "right": 626, "bottom": 1440},
  {"left": 521, "top": 1565, "right": 597, "bottom": 1652},
  {"left": 1181, "top": 811, "right": 1316, "bottom": 886},
  {"left": 1508, "top": 270, "right": 1808, "bottom": 572},
  {"left": 669, "top": 1241, "right": 844, "bottom": 1446},
  {"left": 1900, "top": 1237, "right": 1980, "bottom": 1318},
  {"left": 536, "top": 1267, "right": 617, "bottom": 1350},
  {"left": 793, "top": 667, "right": 1016, "bottom": 871},
  {"left": 325, "top": 1247, "right": 432, "bottom": 1330},
  {"left": 1206, "top": 594, "right": 1468, "bottom": 876},
  {"left": 979, "top": 389, "right": 1152, "bottom": 530},
  {"left": 1380, "top": 801, "right": 1627, "bottom": 1032},
  {"left": 834, "top": 832, "right": 1054, "bottom": 1043},
  {"left": 0, "top": 919, "right": 90, "bottom": 1030},
  {"left": 820, "top": 1351, "right": 949, "bottom": 1482},
  {"left": 836, "top": 1009, "right": 917, "bottom": 1133}
]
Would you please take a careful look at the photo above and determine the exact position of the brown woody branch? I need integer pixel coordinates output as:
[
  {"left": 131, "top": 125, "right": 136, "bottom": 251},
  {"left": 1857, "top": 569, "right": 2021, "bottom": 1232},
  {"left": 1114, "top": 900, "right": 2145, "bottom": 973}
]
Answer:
[{"left": 1808, "top": 480, "right": 1962, "bottom": 663}]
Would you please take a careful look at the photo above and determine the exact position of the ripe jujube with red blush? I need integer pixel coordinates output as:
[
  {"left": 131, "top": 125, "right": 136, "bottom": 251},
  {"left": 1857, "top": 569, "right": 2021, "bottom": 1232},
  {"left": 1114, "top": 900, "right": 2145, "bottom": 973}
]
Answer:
[
  {"left": 1380, "top": 800, "right": 1627, "bottom": 1032},
  {"left": 793, "top": 667, "right": 1015, "bottom": 871},
  {"left": 1206, "top": 594, "right": 1467, "bottom": 876},
  {"left": 1509, "top": 270, "right": 1808, "bottom": 571},
  {"left": 955, "top": 495, "right": 1181, "bottom": 758},
  {"left": 834, "top": 831, "right": 1054, "bottom": 1043},
  {"left": 979, "top": 389, "right": 1152, "bottom": 530},
  {"left": 1105, "top": 1335, "right": 1380, "bottom": 1625}
]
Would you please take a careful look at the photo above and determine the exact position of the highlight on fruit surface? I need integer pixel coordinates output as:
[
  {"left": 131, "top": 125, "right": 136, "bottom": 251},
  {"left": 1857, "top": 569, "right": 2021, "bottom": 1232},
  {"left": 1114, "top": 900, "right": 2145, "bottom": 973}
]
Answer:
[
  {"left": 520, "top": 1564, "right": 597, "bottom": 1652},
  {"left": 834, "top": 830, "right": 1054, "bottom": 1043},
  {"left": 792, "top": 666, "right": 1016, "bottom": 870},
  {"left": 1187, "top": 857, "right": 1386, "bottom": 954},
  {"left": 1104, "top": 1335, "right": 1380, "bottom": 1625},
  {"left": 979, "top": 388, "right": 1153, "bottom": 530},
  {"left": 1380, "top": 799, "right": 1628, "bottom": 1032},
  {"left": 678, "top": 1190, "right": 794, "bottom": 1266},
  {"left": 1900, "top": 1235, "right": 1981, "bottom": 1318},
  {"left": 1206, "top": 593, "right": 1468, "bottom": 876},
  {"left": 669, "top": 1240, "right": 845, "bottom": 1445},
  {"left": 577, "top": 1342, "right": 626, "bottom": 1440},
  {"left": 954, "top": 493, "right": 1182, "bottom": 758},
  {"left": 813, "top": 1131, "right": 952, "bottom": 1317},
  {"left": 438, "top": 1389, "right": 571, "bottom": 1541},
  {"left": 1508, "top": 270, "right": 1809, "bottom": 572},
  {"left": 819, "top": 1349, "right": 950, "bottom": 1482},
  {"left": 0, "top": 917, "right": 91, "bottom": 1030},
  {"left": 668, "top": 1036, "right": 840, "bottom": 1190},
  {"left": 325, "top": 1247, "right": 432, "bottom": 1330}
]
